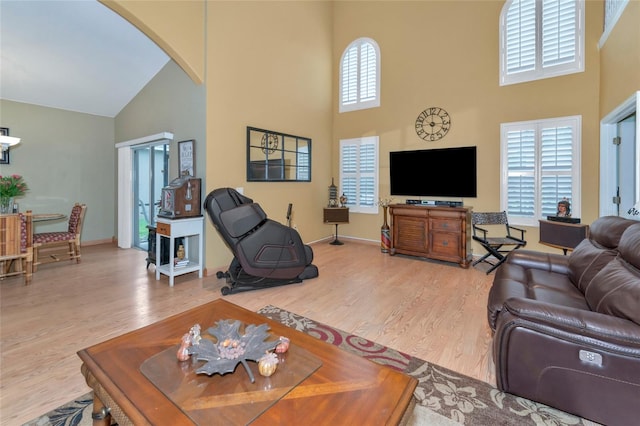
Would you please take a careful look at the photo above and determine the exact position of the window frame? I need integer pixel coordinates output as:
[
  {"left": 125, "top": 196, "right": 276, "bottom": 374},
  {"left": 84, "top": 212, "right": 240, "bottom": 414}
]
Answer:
[
  {"left": 499, "top": 0, "right": 585, "bottom": 86},
  {"left": 339, "top": 136, "right": 379, "bottom": 214},
  {"left": 500, "top": 115, "right": 582, "bottom": 227},
  {"left": 339, "top": 38, "right": 381, "bottom": 113}
]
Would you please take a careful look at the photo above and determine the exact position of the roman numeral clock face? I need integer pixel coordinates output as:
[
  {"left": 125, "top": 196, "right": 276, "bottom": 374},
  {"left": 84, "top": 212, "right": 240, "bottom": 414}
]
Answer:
[{"left": 415, "top": 107, "right": 451, "bottom": 141}]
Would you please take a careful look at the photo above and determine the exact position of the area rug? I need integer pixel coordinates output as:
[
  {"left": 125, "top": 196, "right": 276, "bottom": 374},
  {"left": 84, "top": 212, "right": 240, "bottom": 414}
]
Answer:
[{"left": 25, "top": 305, "right": 599, "bottom": 426}]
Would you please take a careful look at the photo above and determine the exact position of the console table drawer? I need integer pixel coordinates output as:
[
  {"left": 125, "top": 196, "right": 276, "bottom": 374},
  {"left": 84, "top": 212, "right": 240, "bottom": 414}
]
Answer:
[
  {"left": 430, "top": 218, "right": 461, "bottom": 232},
  {"left": 156, "top": 222, "right": 171, "bottom": 236},
  {"left": 430, "top": 232, "right": 461, "bottom": 258}
]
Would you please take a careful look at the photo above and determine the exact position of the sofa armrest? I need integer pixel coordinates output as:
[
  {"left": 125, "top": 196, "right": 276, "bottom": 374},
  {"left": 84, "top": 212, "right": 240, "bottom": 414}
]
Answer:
[
  {"left": 501, "top": 249, "right": 571, "bottom": 276},
  {"left": 493, "top": 298, "right": 640, "bottom": 425},
  {"left": 498, "top": 298, "right": 640, "bottom": 350}
]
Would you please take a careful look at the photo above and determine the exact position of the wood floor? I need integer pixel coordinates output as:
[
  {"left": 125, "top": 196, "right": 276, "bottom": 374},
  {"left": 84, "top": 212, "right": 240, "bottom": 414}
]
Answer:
[{"left": 0, "top": 239, "right": 496, "bottom": 426}]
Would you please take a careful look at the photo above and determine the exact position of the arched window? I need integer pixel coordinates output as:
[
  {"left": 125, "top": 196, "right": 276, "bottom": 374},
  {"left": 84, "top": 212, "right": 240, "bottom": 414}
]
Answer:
[
  {"left": 339, "top": 38, "right": 380, "bottom": 113},
  {"left": 500, "top": 0, "right": 584, "bottom": 86}
]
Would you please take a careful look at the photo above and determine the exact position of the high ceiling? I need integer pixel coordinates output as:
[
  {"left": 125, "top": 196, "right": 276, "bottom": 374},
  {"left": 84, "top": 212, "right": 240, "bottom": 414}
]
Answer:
[{"left": 0, "top": 0, "right": 169, "bottom": 118}]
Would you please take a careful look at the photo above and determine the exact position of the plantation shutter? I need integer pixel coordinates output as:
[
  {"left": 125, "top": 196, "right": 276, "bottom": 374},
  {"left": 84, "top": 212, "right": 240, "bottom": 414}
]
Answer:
[
  {"left": 506, "top": 128, "right": 536, "bottom": 217},
  {"left": 341, "top": 46, "right": 358, "bottom": 107},
  {"left": 542, "top": 0, "right": 577, "bottom": 68},
  {"left": 540, "top": 125, "right": 573, "bottom": 215},
  {"left": 505, "top": 0, "right": 536, "bottom": 74},
  {"left": 340, "top": 137, "right": 379, "bottom": 214},
  {"left": 359, "top": 42, "right": 377, "bottom": 103}
]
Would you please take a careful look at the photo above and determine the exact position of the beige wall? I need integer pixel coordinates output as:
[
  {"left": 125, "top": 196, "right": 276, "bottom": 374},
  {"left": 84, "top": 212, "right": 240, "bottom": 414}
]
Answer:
[
  {"left": 100, "top": 0, "right": 205, "bottom": 85},
  {"left": 205, "top": 1, "right": 334, "bottom": 269},
  {"left": 100, "top": 0, "right": 630, "bottom": 269},
  {"left": 107, "top": 0, "right": 334, "bottom": 271},
  {"left": 600, "top": 0, "right": 640, "bottom": 116},
  {"left": 332, "top": 1, "right": 603, "bottom": 253},
  {"left": 115, "top": 60, "right": 206, "bottom": 180},
  {"left": 0, "top": 100, "right": 115, "bottom": 243}
]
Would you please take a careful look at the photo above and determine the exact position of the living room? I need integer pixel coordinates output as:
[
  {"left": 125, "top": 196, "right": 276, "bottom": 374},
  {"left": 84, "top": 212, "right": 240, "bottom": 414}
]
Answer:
[{"left": 1, "top": 1, "right": 638, "bottom": 425}]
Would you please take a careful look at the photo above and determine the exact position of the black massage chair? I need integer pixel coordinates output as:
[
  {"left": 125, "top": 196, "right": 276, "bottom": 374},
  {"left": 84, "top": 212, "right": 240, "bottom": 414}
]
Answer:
[{"left": 204, "top": 187, "right": 319, "bottom": 295}]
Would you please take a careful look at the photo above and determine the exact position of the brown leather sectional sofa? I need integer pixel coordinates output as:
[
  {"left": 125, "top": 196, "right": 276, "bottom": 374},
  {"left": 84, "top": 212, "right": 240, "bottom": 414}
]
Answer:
[{"left": 487, "top": 216, "right": 640, "bottom": 426}]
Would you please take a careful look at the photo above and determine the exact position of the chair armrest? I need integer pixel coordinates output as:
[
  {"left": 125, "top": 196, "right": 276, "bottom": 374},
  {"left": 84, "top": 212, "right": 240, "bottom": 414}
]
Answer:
[
  {"left": 501, "top": 249, "right": 570, "bottom": 275},
  {"left": 497, "top": 298, "right": 640, "bottom": 351},
  {"left": 473, "top": 225, "right": 488, "bottom": 240},
  {"left": 507, "top": 225, "right": 526, "bottom": 241}
]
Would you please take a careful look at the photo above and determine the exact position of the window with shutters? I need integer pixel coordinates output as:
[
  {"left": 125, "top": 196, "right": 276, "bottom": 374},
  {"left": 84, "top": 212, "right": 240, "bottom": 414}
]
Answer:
[
  {"left": 500, "top": 116, "right": 581, "bottom": 226},
  {"left": 339, "top": 38, "right": 380, "bottom": 113},
  {"left": 339, "top": 136, "right": 379, "bottom": 214},
  {"left": 500, "top": 0, "right": 584, "bottom": 86}
]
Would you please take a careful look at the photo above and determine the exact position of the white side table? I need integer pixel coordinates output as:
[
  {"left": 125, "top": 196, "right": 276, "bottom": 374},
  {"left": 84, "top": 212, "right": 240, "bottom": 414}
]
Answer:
[{"left": 155, "top": 216, "right": 204, "bottom": 286}]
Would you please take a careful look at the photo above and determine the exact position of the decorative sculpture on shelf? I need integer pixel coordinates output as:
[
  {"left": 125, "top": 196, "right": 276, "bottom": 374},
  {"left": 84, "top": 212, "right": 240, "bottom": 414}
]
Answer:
[
  {"left": 556, "top": 198, "right": 571, "bottom": 217},
  {"left": 328, "top": 178, "right": 338, "bottom": 207},
  {"left": 339, "top": 193, "right": 347, "bottom": 208}
]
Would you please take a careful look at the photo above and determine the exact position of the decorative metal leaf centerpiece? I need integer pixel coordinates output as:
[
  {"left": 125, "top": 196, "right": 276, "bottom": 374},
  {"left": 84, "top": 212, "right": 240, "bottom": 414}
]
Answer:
[{"left": 187, "top": 319, "right": 279, "bottom": 383}]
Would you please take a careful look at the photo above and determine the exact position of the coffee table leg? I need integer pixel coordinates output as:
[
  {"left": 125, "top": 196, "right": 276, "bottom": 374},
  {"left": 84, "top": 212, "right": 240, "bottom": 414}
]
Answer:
[{"left": 91, "top": 394, "right": 112, "bottom": 426}]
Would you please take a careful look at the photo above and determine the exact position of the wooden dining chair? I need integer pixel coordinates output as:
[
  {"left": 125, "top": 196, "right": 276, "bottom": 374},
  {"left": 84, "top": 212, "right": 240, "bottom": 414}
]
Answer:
[
  {"left": 0, "top": 211, "right": 33, "bottom": 284},
  {"left": 33, "top": 203, "right": 87, "bottom": 271}
]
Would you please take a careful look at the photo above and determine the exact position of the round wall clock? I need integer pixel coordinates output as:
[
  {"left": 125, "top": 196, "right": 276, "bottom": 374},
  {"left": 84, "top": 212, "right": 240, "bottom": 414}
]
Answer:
[
  {"left": 415, "top": 107, "right": 451, "bottom": 141},
  {"left": 261, "top": 133, "right": 279, "bottom": 154}
]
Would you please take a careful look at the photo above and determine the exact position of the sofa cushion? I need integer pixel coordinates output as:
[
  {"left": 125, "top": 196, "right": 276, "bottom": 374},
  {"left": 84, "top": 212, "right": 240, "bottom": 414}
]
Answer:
[
  {"left": 487, "top": 254, "right": 589, "bottom": 330},
  {"left": 568, "top": 241, "right": 618, "bottom": 293},
  {"left": 568, "top": 216, "right": 635, "bottom": 293},
  {"left": 585, "top": 223, "right": 640, "bottom": 326}
]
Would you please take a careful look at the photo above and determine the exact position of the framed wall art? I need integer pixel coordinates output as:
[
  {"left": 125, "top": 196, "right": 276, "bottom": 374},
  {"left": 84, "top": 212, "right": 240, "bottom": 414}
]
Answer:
[
  {"left": 246, "top": 127, "right": 311, "bottom": 182},
  {"left": 0, "top": 127, "right": 10, "bottom": 165},
  {"left": 178, "top": 139, "right": 195, "bottom": 176}
]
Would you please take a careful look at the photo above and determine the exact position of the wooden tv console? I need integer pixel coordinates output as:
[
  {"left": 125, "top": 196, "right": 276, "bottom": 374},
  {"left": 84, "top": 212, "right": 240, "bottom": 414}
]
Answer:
[{"left": 388, "top": 204, "right": 472, "bottom": 268}]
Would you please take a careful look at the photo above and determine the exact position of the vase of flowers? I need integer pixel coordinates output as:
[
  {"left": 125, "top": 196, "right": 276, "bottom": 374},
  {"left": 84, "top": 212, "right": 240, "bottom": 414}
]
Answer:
[
  {"left": 378, "top": 197, "right": 393, "bottom": 253},
  {"left": 0, "top": 174, "right": 28, "bottom": 214}
]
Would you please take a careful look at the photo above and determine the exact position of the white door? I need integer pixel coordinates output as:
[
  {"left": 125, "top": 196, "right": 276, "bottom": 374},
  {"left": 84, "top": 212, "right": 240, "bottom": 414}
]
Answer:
[{"left": 617, "top": 114, "right": 638, "bottom": 218}]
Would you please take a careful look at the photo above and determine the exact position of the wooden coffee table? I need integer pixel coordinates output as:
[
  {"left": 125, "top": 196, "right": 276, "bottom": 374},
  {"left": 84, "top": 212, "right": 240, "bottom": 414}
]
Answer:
[{"left": 78, "top": 299, "right": 417, "bottom": 425}]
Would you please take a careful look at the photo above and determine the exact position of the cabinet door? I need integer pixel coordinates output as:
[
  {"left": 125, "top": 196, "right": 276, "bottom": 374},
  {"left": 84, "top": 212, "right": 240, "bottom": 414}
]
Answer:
[{"left": 393, "top": 216, "right": 428, "bottom": 252}]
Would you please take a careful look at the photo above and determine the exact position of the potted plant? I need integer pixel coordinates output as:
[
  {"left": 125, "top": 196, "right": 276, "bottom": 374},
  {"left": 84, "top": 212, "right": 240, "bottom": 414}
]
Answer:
[{"left": 0, "top": 174, "right": 28, "bottom": 213}]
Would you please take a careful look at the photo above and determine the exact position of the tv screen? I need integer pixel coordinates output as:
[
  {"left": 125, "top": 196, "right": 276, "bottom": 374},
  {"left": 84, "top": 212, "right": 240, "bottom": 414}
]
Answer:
[{"left": 390, "top": 146, "right": 477, "bottom": 198}]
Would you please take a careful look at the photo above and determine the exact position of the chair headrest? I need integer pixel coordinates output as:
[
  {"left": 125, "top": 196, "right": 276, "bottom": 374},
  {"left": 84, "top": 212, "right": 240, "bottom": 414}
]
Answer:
[{"left": 205, "top": 188, "right": 253, "bottom": 213}]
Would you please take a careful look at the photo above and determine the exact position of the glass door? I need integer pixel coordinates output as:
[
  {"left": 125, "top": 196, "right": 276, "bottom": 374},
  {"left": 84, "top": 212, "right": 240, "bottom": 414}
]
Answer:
[
  {"left": 616, "top": 113, "right": 637, "bottom": 218},
  {"left": 133, "top": 143, "right": 169, "bottom": 250}
]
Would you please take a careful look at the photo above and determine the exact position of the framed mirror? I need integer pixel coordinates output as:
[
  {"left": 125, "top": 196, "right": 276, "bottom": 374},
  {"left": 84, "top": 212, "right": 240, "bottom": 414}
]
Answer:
[{"left": 247, "top": 127, "right": 311, "bottom": 182}]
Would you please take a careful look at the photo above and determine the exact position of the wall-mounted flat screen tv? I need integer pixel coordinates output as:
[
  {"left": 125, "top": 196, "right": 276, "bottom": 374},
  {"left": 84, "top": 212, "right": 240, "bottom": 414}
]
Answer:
[{"left": 390, "top": 146, "right": 477, "bottom": 198}]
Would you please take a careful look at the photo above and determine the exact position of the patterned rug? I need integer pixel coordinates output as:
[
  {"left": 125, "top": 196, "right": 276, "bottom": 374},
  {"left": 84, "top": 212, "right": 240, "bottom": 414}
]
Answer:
[{"left": 25, "top": 305, "right": 598, "bottom": 426}]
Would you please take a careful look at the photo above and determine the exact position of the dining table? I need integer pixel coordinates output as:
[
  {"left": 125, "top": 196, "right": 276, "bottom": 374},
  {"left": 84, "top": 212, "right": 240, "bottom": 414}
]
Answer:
[{"left": 32, "top": 213, "right": 66, "bottom": 222}]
